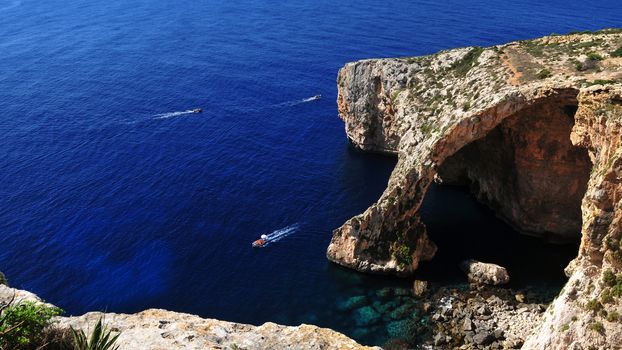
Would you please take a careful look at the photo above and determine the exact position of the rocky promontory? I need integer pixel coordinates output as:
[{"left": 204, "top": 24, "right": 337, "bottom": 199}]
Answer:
[
  {"left": 328, "top": 29, "right": 622, "bottom": 349},
  {"left": 0, "top": 284, "right": 378, "bottom": 350}
]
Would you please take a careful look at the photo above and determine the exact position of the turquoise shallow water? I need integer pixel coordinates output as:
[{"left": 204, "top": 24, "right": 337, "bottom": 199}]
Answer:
[{"left": 1, "top": 0, "right": 621, "bottom": 346}]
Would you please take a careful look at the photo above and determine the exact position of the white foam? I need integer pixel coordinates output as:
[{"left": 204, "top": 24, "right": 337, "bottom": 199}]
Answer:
[
  {"left": 264, "top": 223, "right": 300, "bottom": 245},
  {"left": 153, "top": 110, "right": 197, "bottom": 120}
]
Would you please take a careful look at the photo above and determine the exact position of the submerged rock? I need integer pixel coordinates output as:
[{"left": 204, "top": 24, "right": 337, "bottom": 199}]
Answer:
[
  {"left": 353, "top": 306, "right": 382, "bottom": 326},
  {"left": 337, "top": 295, "right": 369, "bottom": 311},
  {"left": 327, "top": 29, "right": 622, "bottom": 348},
  {"left": 0, "top": 285, "right": 380, "bottom": 350},
  {"left": 460, "top": 259, "right": 510, "bottom": 286}
]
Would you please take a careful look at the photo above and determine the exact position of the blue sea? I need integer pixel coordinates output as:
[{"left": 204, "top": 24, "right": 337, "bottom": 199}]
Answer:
[{"left": 1, "top": 0, "right": 621, "bottom": 346}]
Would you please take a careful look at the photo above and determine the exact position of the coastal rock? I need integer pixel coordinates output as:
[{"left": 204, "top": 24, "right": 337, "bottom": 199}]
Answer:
[
  {"left": 328, "top": 29, "right": 622, "bottom": 348},
  {"left": 413, "top": 279, "right": 429, "bottom": 297},
  {"left": 460, "top": 259, "right": 510, "bottom": 285},
  {"left": 0, "top": 285, "right": 378, "bottom": 350}
]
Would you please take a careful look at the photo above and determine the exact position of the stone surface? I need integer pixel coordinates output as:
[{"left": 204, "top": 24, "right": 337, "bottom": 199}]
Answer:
[
  {"left": 328, "top": 29, "right": 622, "bottom": 348},
  {"left": 0, "top": 285, "right": 378, "bottom": 350},
  {"left": 460, "top": 260, "right": 510, "bottom": 285},
  {"left": 413, "top": 279, "right": 429, "bottom": 297}
]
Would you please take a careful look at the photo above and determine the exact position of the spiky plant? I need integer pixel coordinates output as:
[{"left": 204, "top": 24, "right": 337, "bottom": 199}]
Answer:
[{"left": 71, "top": 318, "right": 120, "bottom": 350}]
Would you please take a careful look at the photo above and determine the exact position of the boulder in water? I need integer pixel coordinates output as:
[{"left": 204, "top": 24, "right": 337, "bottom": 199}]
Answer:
[{"left": 460, "top": 259, "right": 510, "bottom": 286}]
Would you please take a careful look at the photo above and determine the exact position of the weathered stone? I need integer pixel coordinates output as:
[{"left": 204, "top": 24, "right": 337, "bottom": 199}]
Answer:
[
  {"left": 413, "top": 279, "right": 429, "bottom": 297},
  {"left": 0, "top": 285, "right": 378, "bottom": 350},
  {"left": 460, "top": 260, "right": 510, "bottom": 286},
  {"left": 473, "top": 331, "right": 494, "bottom": 346},
  {"left": 328, "top": 30, "right": 622, "bottom": 350}
]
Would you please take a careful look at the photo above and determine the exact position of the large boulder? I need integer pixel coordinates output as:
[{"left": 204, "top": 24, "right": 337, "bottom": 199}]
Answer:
[{"left": 460, "top": 259, "right": 510, "bottom": 285}]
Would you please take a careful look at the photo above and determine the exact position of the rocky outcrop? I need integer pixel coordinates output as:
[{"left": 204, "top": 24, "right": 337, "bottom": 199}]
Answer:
[
  {"left": 460, "top": 260, "right": 510, "bottom": 286},
  {"left": 329, "top": 29, "right": 622, "bottom": 348},
  {"left": 0, "top": 285, "right": 377, "bottom": 350}
]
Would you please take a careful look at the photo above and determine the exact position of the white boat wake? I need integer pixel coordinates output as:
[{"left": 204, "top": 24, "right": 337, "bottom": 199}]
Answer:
[
  {"left": 274, "top": 96, "right": 321, "bottom": 108},
  {"left": 153, "top": 110, "right": 198, "bottom": 120},
  {"left": 263, "top": 223, "right": 300, "bottom": 245}
]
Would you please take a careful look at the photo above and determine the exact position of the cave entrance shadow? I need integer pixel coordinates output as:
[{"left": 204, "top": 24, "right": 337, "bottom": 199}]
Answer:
[
  {"left": 413, "top": 92, "right": 589, "bottom": 294},
  {"left": 415, "top": 183, "right": 579, "bottom": 291}
]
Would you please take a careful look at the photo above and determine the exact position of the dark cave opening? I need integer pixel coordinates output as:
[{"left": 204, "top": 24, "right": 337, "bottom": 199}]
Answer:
[{"left": 414, "top": 92, "right": 591, "bottom": 290}]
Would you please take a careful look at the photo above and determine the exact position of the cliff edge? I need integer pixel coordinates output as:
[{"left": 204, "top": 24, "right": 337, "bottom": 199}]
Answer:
[
  {"left": 328, "top": 29, "right": 622, "bottom": 349},
  {"left": 0, "top": 285, "right": 378, "bottom": 350}
]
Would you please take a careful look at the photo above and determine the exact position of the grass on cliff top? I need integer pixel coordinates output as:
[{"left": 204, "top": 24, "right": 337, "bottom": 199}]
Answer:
[{"left": 451, "top": 47, "right": 484, "bottom": 77}]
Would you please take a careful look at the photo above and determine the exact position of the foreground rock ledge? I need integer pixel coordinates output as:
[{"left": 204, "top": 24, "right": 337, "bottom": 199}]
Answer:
[
  {"left": 0, "top": 285, "right": 378, "bottom": 350},
  {"left": 329, "top": 29, "right": 622, "bottom": 349}
]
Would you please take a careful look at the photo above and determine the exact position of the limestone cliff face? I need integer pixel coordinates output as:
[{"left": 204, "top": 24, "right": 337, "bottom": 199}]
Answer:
[
  {"left": 328, "top": 30, "right": 622, "bottom": 348},
  {"left": 0, "top": 285, "right": 377, "bottom": 350}
]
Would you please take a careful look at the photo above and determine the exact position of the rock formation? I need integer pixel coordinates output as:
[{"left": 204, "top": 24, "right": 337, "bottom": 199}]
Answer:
[
  {"left": 460, "top": 260, "right": 510, "bottom": 286},
  {"left": 328, "top": 29, "right": 622, "bottom": 348},
  {"left": 0, "top": 285, "right": 378, "bottom": 350}
]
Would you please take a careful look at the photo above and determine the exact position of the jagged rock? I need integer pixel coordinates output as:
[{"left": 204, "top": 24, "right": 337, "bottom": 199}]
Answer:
[
  {"left": 473, "top": 331, "right": 494, "bottom": 346},
  {"left": 0, "top": 285, "right": 378, "bottom": 350},
  {"left": 413, "top": 280, "right": 429, "bottom": 297},
  {"left": 460, "top": 260, "right": 510, "bottom": 286},
  {"left": 328, "top": 30, "right": 622, "bottom": 348}
]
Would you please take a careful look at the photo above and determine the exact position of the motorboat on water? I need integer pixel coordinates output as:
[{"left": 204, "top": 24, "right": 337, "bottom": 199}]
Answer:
[
  {"left": 252, "top": 234, "right": 269, "bottom": 248},
  {"left": 192, "top": 108, "right": 203, "bottom": 113},
  {"left": 312, "top": 95, "right": 321, "bottom": 100}
]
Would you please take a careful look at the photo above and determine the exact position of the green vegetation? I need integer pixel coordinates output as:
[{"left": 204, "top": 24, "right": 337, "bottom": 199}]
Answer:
[
  {"left": 567, "top": 28, "right": 622, "bottom": 35},
  {"left": 587, "top": 79, "right": 618, "bottom": 86},
  {"left": 462, "top": 101, "right": 471, "bottom": 111},
  {"left": 560, "top": 323, "right": 569, "bottom": 332},
  {"left": 587, "top": 52, "right": 604, "bottom": 61},
  {"left": 585, "top": 299, "right": 603, "bottom": 314},
  {"left": 536, "top": 68, "right": 552, "bottom": 79},
  {"left": 71, "top": 318, "right": 120, "bottom": 350},
  {"left": 589, "top": 321, "right": 605, "bottom": 334},
  {"left": 0, "top": 300, "right": 63, "bottom": 349},
  {"left": 391, "top": 242, "right": 413, "bottom": 268},
  {"left": 571, "top": 315, "right": 578, "bottom": 322},
  {"left": 611, "top": 45, "right": 622, "bottom": 57},
  {"left": 601, "top": 289, "right": 614, "bottom": 304},
  {"left": 607, "top": 310, "right": 620, "bottom": 323},
  {"left": 451, "top": 47, "right": 484, "bottom": 76},
  {"left": 603, "top": 269, "right": 616, "bottom": 287}
]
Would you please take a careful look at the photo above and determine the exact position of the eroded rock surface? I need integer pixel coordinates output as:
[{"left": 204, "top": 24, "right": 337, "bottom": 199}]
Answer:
[
  {"left": 0, "top": 285, "right": 378, "bottom": 350},
  {"left": 460, "top": 260, "right": 510, "bottom": 286},
  {"left": 329, "top": 29, "right": 622, "bottom": 348}
]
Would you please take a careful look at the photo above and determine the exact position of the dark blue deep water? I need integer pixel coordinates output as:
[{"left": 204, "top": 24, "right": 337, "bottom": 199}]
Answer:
[{"left": 1, "top": 0, "right": 621, "bottom": 346}]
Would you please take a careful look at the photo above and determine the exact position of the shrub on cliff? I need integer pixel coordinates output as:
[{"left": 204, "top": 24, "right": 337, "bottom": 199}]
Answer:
[
  {"left": 612, "top": 45, "right": 622, "bottom": 57},
  {"left": 0, "top": 300, "right": 63, "bottom": 349}
]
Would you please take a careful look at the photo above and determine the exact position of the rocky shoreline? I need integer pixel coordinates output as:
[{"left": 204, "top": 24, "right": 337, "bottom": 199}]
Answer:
[
  {"left": 329, "top": 29, "right": 622, "bottom": 348},
  {"left": 0, "top": 284, "right": 379, "bottom": 350}
]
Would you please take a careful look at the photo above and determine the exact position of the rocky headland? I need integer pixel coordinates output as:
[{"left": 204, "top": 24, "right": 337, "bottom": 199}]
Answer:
[
  {"left": 328, "top": 29, "right": 622, "bottom": 349},
  {"left": 0, "top": 284, "right": 378, "bottom": 350}
]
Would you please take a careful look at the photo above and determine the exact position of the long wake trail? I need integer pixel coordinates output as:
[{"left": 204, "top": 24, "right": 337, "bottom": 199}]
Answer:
[
  {"left": 264, "top": 223, "right": 300, "bottom": 245},
  {"left": 153, "top": 110, "right": 198, "bottom": 120}
]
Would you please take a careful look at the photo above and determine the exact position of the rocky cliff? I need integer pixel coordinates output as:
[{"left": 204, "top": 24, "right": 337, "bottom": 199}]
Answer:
[
  {"left": 0, "top": 285, "right": 378, "bottom": 350},
  {"left": 329, "top": 29, "right": 622, "bottom": 348}
]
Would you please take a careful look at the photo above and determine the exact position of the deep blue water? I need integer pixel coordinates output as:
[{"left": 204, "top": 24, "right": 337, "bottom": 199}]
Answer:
[{"left": 1, "top": 0, "right": 621, "bottom": 346}]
